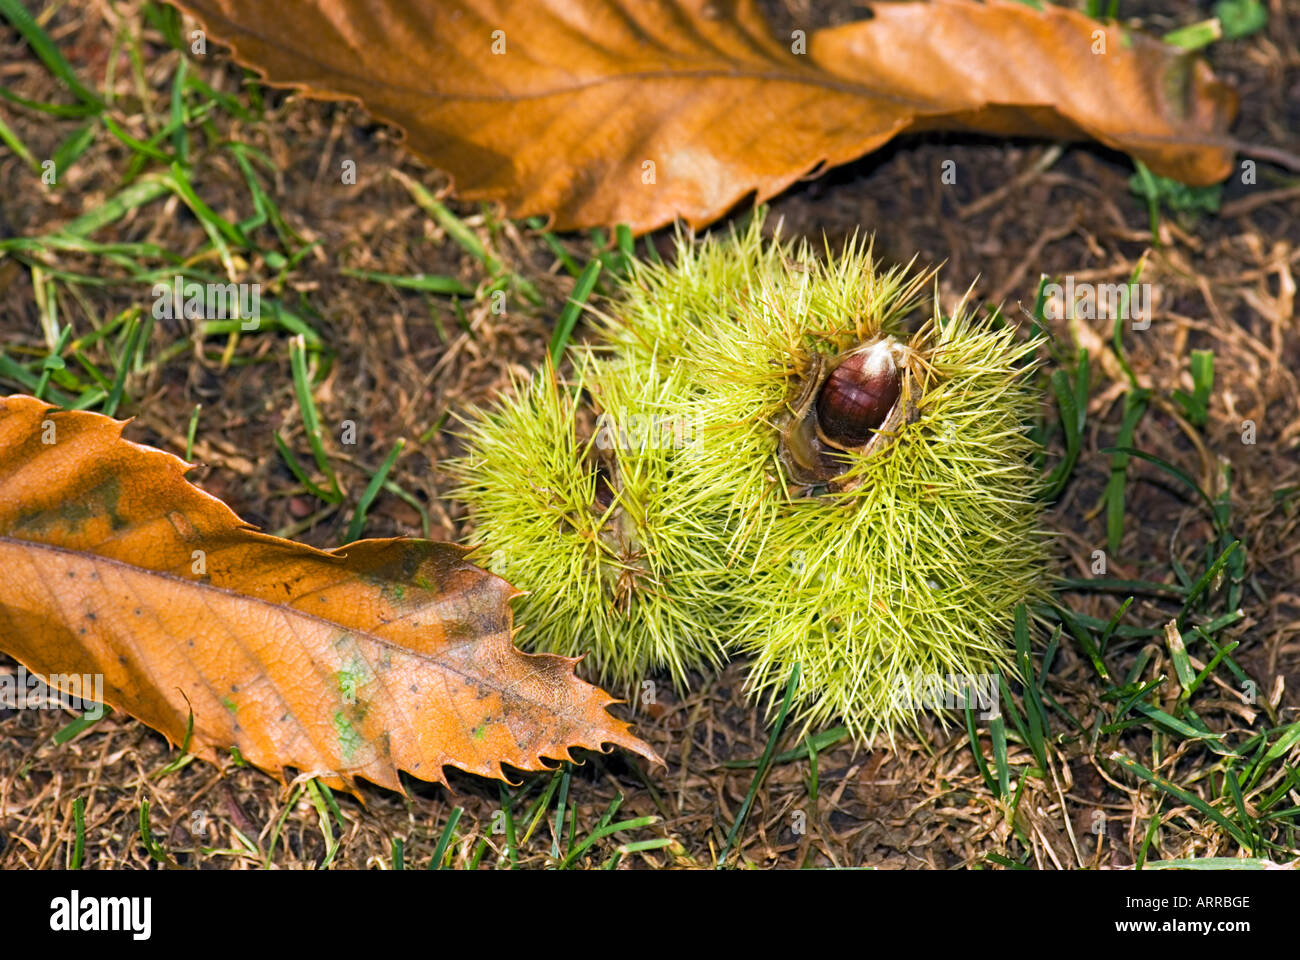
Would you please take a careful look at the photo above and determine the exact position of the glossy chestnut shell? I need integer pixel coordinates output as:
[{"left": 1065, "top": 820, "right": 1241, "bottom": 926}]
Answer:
[
  {"left": 815, "top": 341, "right": 901, "bottom": 448},
  {"left": 777, "top": 335, "right": 910, "bottom": 490},
  {"left": 593, "top": 463, "right": 616, "bottom": 510}
]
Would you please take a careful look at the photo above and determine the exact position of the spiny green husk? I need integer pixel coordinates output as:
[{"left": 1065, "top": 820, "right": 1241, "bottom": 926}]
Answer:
[{"left": 449, "top": 217, "right": 1051, "bottom": 741}]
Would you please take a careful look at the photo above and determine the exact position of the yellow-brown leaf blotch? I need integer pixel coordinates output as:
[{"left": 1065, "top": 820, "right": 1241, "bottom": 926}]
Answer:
[{"left": 0, "top": 395, "right": 660, "bottom": 795}]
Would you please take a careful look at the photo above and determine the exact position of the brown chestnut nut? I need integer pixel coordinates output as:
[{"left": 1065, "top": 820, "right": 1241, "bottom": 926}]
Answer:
[
  {"left": 593, "top": 463, "right": 616, "bottom": 510},
  {"left": 815, "top": 340, "right": 901, "bottom": 447}
]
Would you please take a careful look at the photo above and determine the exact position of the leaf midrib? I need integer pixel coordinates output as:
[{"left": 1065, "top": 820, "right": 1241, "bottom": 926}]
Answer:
[
  {"left": 189, "top": 13, "right": 1229, "bottom": 154},
  {"left": 0, "top": 535, "right": 603, "bottom": 731}
]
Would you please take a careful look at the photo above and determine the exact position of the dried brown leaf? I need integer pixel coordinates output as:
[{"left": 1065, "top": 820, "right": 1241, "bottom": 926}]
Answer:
[
  {"left": 0, "top": 395, "right": 659, "bottom": 793},
  {"left": 172, "top": 0, "right": 1237, "bottom": 232}
]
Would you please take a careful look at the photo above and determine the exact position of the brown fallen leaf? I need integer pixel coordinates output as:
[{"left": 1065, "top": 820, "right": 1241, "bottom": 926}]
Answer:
[
  {"left": 0, "top": 395, "right": 659, "bottom": 793},
  {"left": 171, "top": 0, "right": 1237, "bottom": 232},
  {"left": 811, "top": 0, "right": 1237, "bottom": 187}
]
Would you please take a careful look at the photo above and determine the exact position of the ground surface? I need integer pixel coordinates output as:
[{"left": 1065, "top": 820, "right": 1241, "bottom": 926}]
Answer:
[{"left": 1, "top": 0, "right": 1298, "bottom": 869}]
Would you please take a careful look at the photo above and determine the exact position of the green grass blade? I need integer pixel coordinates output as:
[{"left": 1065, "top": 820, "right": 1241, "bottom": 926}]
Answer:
[
  {"left": 287, "top": 335, "right": 342, "bottom": 501},
  {"left": 339, "top": 268, "right": 472, "bottom": 296},
  {"left": 717, "top": 663, "right": 800, "bottom": 868},
  {"left": 69, "top": 796, "right": 85, "bottom": 869},
  {"left": 102, "top": 114, "right": 176, "bottom": 163},
  {"left": 1111, "top": 753, "right": 1252, "bottom": 849},
  {"left": 602, "top": 837, "right": 673, "bottom": 869},
  {"left": 498, "top": 782, "right": 519, "bottom": 868},
  {"left": 1164, "top": 18, "right": 1222, "bottom": 51},
  {"left": 965, "top": 701, "right": 999, "bottom": 795},
  {"left": 561, "top": 812, "right": 657, "bottom": 869},
  {"left": 724, "top": 725, "right": 848, "bottom": 769},
  {"left": 60, "top": 176, "right": 171, "bottom": 237},
  {"left": 551, "top": 767, "right": 571, "bottom": 860},
  {"left": 50, "top": 122, "right": 98, "bottom": 185},
  {"left": 138, "top": 799, "right": 169, "bottom": 864},
  {"left": 102, "top": 311, "right": 144, "bottom": 416},
  {"left": 430, "top": 806, "right": 463, "bottom": 869},
  {"left": 304, "top": 778, "right": 341, "bottom": 868},
  {"left": 549, "top": 259, "right": 602, "bottom": 365},
  {"left": 1105, "top": 389, "right": 1151, "bottom": 554},
  {"left": 344, "top": 437, "right": 406, "bottom": 542},
  {"left": 184, "top": 403, "right": 202, "bottom": 461},
  {"left": 0, "top": 110, "right": 38, "bottom": 170},
  {"left": 1178, "top": 541, "right": 1240, "bottom": 619},
  {"left": 53, "top": 707, "right": 109, "bottom": 745},
  {"left": 0, "top": 0, "right": 107, "bottom": 108},
  {"left": 1142, "top": 857, "right": 1282, "bottom": 870},
  {"left": 1102, "top": 446, "right": 1221, "bottom": 525}
]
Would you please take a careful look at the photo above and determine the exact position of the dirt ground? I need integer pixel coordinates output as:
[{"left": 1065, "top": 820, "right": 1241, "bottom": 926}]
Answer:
[{"left": 1, "top": 0, "right": 1298, "bottom": 869}]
